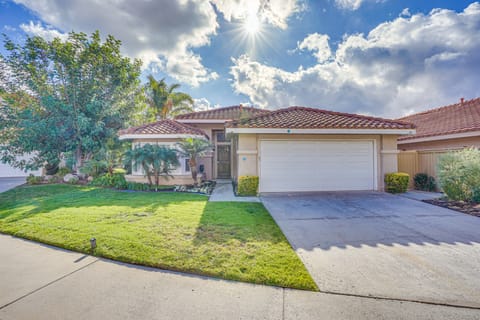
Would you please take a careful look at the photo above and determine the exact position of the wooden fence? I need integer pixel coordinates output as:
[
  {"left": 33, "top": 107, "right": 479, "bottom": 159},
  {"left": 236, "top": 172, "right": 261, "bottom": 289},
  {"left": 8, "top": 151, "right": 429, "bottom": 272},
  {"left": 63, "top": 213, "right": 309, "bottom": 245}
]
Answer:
[{"left": 398, "top": 150, "right": 448, "bottom": 189}]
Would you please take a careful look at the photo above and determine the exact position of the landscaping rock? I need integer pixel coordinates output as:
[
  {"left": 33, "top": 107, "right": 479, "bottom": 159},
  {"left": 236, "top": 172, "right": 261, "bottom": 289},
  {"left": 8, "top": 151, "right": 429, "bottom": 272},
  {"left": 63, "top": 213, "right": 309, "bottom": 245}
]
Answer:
[
  {"left": 63, "top": 174, "right": 79, "bottom": 184},
  {"left": 87, "top": 176, "right": 94, "bottom": 182}
]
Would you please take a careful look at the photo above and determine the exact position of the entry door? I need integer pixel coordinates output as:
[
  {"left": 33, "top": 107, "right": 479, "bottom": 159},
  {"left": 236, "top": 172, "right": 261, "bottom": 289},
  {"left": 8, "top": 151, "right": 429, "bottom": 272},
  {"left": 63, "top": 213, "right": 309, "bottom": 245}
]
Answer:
[
  {"left": 260, "top": 140, "right": 375, "bottom": 192},
  {"left": 216, "top": 145, "right": 231, "bottom": 179}
]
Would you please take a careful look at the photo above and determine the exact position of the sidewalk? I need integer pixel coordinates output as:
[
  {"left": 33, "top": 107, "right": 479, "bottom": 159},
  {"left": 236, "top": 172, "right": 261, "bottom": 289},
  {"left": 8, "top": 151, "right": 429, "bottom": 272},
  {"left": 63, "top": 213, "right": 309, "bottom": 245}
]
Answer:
[
  {"left": 1, "top": 234, "right": 478, "bottom": 319},
  {"left": 209, "top": 180, "right": 260, "bottom": 202}
]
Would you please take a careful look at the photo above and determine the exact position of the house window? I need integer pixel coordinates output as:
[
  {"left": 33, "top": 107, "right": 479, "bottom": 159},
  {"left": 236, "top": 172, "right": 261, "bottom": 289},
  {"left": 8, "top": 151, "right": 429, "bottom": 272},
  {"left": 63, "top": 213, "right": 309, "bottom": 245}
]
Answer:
[
  {"left": 184, "top": 158, "right": 190, "bottom": 172},
  {"left": 216, "top": 131, "right": 226, "bottom": 142}
]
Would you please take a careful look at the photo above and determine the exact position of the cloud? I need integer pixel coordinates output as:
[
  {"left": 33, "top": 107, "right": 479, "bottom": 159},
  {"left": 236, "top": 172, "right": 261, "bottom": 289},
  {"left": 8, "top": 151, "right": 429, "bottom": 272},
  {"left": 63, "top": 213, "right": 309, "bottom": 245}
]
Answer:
[
  {"left": 297, "top": 33, "right": 332, "bottom": 63},
  {"left": 14, "top": 0, "right": 219, "bottom": 87},
  {"left": 230, "top": 3, "right": 480, "bottom": 117},
  {"left": 20, "top": 21, "right": 67, "bottom": 41},
  {"left": 211, "top": 0, "right": 304, "bottom": 29},
  {"left": 193, "top": 97, "right": 222, "bottom": 111},
  {"left": 334, "top": 0, "right": 364, "bottom": 11}
]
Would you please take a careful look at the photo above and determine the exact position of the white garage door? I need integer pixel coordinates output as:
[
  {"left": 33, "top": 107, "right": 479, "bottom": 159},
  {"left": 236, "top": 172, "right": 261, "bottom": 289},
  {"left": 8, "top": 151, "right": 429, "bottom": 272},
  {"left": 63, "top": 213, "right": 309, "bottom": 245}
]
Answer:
[{"left": 259, "top": 140, "right": 375, "bottom": 192}]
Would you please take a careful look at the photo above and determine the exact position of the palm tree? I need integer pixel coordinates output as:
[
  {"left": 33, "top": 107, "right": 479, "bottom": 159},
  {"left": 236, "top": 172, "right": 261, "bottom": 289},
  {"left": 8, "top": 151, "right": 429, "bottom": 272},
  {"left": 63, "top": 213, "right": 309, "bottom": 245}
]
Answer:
[
  {"left": 145, "top": 75, "right": 194, "bottom": 120},
  {"left": 176, "top": 138, "right": 212, "bottom": 185}
]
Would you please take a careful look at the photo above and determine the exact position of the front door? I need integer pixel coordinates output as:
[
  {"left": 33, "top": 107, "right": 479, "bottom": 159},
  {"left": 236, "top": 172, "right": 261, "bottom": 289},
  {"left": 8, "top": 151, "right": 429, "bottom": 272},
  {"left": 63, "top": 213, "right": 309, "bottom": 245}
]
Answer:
[{"left": 216, "top": 145, "right": 231, "bottom": 179}]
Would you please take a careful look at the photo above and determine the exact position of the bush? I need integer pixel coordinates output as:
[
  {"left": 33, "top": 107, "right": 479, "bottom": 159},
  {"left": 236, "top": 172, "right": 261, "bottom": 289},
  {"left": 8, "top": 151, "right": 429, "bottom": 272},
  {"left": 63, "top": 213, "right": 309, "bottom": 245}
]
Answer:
[
  {"left": 80, "top": 159, "right": 108, "bottom": 178},
  {"left": 26, "top": 174, "right": 44, "bottom": 185},
  {"left": 385, "top": 172, "right": 409, "bottom": 194},
  {"left": 237, "top": 176, "right": 259, "bottom": 196},
  {"left": 56, "top": 167, "right": 71, "bottom": 178},
  {"left": 413, "top": 173, "right": 436, "bottom": 192},
  {"left": 90, "top": 172, "right": 127, "bottom": 189},
  {"left": 438, "top": 148, "right": 480, "bottom": 202}
]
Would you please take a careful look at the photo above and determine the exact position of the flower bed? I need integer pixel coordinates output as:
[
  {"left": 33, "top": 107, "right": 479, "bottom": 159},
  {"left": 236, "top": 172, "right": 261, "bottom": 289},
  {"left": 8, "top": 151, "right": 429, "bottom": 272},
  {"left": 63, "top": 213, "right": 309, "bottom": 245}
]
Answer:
[{"left": 423, "top": 198, "right": 480, "bottom": 217}]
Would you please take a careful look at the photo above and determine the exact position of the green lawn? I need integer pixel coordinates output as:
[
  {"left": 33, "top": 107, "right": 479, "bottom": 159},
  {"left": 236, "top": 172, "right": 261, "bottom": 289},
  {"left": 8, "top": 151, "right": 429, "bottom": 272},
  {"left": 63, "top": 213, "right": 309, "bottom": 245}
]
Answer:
[{"left": 0, "top": 184, "right": 317, "bottom": 290}]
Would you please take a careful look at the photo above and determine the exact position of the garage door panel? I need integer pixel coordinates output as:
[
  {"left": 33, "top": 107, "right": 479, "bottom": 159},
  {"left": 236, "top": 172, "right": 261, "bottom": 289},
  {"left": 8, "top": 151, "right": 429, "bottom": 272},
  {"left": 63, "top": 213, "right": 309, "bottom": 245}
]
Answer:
[{"left": 260, "top": 140, "right": 375, "bottom": 192}]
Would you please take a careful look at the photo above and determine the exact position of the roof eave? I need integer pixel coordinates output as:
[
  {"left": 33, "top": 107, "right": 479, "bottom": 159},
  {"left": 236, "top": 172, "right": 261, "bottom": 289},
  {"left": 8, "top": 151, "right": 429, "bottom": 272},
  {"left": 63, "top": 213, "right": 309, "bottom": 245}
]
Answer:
[
  {"left": 225, "top": 128, "right": 416, "bottom": 135},
  {"left": 398, "top": 130, "right": 480, "bottom": 144},
  {"left": 176, "top": 119, "right": 227, "bottom": 124},
  {"left": 118, "top": 134, "right": 208, "bottom": 140}
]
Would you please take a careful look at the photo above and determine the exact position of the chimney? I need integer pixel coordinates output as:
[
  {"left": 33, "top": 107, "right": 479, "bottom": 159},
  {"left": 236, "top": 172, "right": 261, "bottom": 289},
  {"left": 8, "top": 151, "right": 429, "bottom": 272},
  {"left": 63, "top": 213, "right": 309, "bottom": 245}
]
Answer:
[{"left": 460, "top": 97, "right": 465, "bottom": 104}]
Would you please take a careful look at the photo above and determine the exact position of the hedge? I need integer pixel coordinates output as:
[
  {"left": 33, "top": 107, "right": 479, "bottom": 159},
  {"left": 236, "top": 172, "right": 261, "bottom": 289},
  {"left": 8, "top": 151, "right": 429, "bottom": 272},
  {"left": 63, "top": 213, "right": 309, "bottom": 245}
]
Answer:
[
  {"left": 385, "top": 172, "right": 409, "bottom": 194},
  {"left": 237, "top": 176, "right": 259, "bottom": 196}
]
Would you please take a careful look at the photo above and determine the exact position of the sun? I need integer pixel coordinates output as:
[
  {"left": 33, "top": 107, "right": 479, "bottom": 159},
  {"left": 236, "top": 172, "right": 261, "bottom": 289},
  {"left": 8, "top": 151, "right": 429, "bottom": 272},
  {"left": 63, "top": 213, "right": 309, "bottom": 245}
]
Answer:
[{"left": 244, "top": 12, "right": 261, "bottom": 35}]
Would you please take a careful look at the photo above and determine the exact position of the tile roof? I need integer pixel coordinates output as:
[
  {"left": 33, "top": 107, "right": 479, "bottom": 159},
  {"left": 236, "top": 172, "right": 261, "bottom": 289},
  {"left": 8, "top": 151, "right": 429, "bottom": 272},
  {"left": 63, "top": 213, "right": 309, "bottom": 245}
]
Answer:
[
  {"left": 175, "top": 105, "right": 269, "bottom": 120},
  {"left": 119, "top": 119, "right": 208, "bottom": 138},
  {"left": 398, "top": 97, "right": 480, "bottom": 141},
  {"left": 226, "top": 106, "right": 415, "bottom": 130}
]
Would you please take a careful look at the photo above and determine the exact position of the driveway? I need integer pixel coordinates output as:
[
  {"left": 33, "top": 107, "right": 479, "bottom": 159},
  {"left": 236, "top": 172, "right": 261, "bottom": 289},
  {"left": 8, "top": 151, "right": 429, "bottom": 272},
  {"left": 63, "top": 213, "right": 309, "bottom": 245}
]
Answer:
[
  {"left": 262, "top": 192, "right": 480, "bottom": 308},
  {"left": 0, "top": 177, "right": 26, "bottom": 193}
]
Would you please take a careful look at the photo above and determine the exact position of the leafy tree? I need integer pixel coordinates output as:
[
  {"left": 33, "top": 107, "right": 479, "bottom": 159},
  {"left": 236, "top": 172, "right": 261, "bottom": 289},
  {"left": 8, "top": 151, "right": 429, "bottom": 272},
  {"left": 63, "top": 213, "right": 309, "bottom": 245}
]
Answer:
[
  {"left": 176, "top": 138, "right": 212, "bottom": 185},
  {"left": 123, "top": 144, "right": 179, "bottom": 190},
  {"left": 144, "top": 75, "right": 193, "bottom": 120},
  {"left": 0, "top": 31, "right": 142, "bottom": 172}
]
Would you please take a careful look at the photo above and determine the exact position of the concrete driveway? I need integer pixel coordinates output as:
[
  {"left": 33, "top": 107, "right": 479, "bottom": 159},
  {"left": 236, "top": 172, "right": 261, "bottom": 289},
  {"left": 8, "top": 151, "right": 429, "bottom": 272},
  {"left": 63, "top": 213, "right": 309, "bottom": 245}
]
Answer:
[
  {"left": 0, "top": 177, "right": 26, "bottom": 193},
  {"left": 262, "top": 192, "right": 480, "bottom": 308}
]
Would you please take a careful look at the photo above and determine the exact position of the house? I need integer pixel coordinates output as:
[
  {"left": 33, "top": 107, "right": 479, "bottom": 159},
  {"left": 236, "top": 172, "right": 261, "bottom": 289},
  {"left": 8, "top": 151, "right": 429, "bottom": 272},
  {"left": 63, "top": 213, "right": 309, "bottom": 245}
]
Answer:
[
  {"left": 396, "top": 97, "right": 480, "bottom": 183},
  {"left": 397, "top": 97, "right": 480, "bottom": 151},
  {"left": 119, "top": 105, "right": 416, "bottom": 192}
]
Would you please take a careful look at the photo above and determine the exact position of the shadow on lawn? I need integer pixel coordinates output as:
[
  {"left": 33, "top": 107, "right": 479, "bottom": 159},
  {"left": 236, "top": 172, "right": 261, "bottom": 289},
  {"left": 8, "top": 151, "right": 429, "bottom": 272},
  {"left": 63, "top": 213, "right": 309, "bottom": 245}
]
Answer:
[
  {"left": 0, "top": 184, "right": 206, "bottom": 223},
  {"left": 193, "top": 201, "right": 286, "bottom": 245}
]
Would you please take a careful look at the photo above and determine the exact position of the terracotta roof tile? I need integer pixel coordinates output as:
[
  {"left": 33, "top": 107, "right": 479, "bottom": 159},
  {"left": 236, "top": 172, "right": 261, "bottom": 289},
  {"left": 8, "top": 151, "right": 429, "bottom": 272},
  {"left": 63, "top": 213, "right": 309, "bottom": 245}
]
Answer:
[
  {"left": 226, "top": 106, "right": 415, "bottom": 130},
  {"left": 119, "top": 119, "right": 208, "bottom": 138},
  {"left": 175, "top": 105, "right": 269, "bottom": 120},
  {"left": 397, "top": 97, "right": 480, "bottom": 141}
]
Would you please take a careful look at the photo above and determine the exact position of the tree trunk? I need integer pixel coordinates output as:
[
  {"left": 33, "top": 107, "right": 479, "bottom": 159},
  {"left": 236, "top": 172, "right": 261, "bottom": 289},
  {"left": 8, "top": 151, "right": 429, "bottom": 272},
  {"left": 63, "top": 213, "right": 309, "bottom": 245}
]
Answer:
[
  {"left": 189, "top": 159, "right": 197, "bottom": 186},
  {"left": 74, "top": 145, "right": 82, "bottom": 174}
]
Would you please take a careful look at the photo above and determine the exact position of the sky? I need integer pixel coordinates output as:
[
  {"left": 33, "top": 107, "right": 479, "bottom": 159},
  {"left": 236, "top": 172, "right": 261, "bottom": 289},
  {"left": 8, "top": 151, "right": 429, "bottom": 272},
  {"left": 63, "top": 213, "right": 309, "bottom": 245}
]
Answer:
[{"left": 1, "top": 0, "right": 479, "bottom": 118}]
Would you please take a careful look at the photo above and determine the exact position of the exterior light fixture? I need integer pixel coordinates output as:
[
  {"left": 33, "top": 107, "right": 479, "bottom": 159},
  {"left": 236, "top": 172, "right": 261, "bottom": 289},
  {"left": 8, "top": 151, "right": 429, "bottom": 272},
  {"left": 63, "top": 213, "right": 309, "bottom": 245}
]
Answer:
[{"left": 90, "top": 238, "right": 97, "bottom": 250}]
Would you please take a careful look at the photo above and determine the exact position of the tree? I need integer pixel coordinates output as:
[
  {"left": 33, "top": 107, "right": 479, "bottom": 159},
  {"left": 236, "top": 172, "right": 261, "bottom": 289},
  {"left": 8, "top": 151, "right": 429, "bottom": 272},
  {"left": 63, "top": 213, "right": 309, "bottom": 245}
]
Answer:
[
  {"left": 0, "top": 31, "right": 142, "bottom": 172},
  {"left": 176, "top": 138, "right": 212, "bottom": 185},
  {"left": 144, "top": 75, "right": 193, "bottom": 120},
  {"left": 123, "top": 144, "right": 179, "bottom": 191}
]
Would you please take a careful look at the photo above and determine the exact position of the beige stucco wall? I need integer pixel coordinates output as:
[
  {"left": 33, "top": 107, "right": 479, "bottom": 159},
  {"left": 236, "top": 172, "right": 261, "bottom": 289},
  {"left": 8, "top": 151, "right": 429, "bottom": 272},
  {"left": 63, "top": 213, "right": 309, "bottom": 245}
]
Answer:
[
  {"left": 125, "top": 174, "right": 193, "bottom": 185},
  {"left": 398, "top": 135, "right": 480, "bottom": 151},
  {"left": 234, "top": 133, "right": 401, "bottom": 191},
  {"left": 130, "top": 138, "right": 213, "bottom": 180}
]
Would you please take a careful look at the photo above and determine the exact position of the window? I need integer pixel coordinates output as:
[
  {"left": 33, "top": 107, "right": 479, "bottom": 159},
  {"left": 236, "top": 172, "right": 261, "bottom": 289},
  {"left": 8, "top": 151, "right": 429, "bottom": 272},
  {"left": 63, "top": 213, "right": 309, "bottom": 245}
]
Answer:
[
  {"left": 215, "top": 131, "right": 226, "bottom": 142},
  {"left": 184, "top": 158, "right": 190, "bottom": 172}
]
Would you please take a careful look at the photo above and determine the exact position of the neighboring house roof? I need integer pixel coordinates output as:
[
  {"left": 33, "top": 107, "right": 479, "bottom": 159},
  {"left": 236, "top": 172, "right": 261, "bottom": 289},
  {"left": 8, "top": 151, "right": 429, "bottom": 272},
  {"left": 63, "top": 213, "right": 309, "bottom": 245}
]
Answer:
[
  {"left": 175, "top": 105, "right": 269, "bottom": 121},
  {"left": 118, "top": 119, "right": 208, "bottom": 140},
  {"left": 397, "top": 97, "right": 480, "bottom": 142},
  {"left": 226, "top": 106, "right": 415, "bottom": 133}
]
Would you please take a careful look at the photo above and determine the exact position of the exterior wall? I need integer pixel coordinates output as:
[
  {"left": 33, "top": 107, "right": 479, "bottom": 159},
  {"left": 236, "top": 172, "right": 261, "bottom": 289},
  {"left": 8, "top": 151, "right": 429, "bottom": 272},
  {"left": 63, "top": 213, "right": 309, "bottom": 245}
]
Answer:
[
  {"left": 130, "top": 138, "right": 210, "bottom": 181},
  {"left": 125, "top": 174, "right": 193, "bottom": 185},
  {"left": 399, "top": 135, "right": 480, "bottom": 151},
  {"left": 185, "top": 123, "right": 225, "bottom": 179},
  {"left": 234, "top": 133, "right": 400, "bottom": 191}
]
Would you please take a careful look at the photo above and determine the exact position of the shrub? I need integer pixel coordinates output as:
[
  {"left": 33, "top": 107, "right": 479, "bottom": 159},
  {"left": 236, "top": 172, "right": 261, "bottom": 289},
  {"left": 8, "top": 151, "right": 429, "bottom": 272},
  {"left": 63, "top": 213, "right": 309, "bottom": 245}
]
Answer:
[
  {"left": 413, "top": 173, "right": 436, "bottom": 192},
  {"left": 80, "top": 159, "right": 108, "bottom": 178},
  {"left": 237, "top": 176, "right": 259, "bottom": 196},
  {"left": 26, "top": 174, "right": 44, "bottom": 185},
  {"left": 90, "top": 172, "right": 127, "bottom": 189},
  {"left": 385, "top": 172, "right": 409, "bottom": 194},
  {"left": 56, "top": 167, "right": 71, "bottom": 178},
  {"left": 438, "top": 148, "right": 480, "bottom": 202}
]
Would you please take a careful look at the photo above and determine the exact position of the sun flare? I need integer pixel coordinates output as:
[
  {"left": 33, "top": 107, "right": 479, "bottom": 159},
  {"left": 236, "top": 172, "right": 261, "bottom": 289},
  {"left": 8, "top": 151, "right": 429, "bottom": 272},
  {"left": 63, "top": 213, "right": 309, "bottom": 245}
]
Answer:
[{"left": 244, "top": 12, "right": 260, "bottom": 35}]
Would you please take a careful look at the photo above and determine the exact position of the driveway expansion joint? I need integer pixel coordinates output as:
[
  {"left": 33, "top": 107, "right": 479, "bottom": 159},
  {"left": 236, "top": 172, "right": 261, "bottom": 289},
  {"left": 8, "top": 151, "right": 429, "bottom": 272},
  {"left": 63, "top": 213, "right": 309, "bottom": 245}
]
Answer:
[
  {"left": 318, "top": 290, "right": 480, "bottom": 310},
  {"left": 0, "top": 258, "right": 99, "bottom": 311}
]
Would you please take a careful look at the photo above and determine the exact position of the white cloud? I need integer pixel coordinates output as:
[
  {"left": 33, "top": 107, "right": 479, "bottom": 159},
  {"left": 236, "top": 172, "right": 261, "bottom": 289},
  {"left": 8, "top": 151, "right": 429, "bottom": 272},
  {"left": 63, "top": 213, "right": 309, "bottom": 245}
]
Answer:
[
  {"left": 14, "top": 0, "right": 219, "bottom": 87},
  {"left": 20, "top": 21, "right": 67, "bottom": 41},
  {"left": 335, "top": 0, "right": 364, "bottom": 11},
  {"left": 230, "top": 3, "right": 480, "bottom": 117},
  {"left": 193, "top": 97, "right": 222, "bottom": 111},
  {"left": 211, "top": 0, "right": 303, "bottom": 29},
  {"left": 297, "top": 33, "right": 332, "bottom": 63}
]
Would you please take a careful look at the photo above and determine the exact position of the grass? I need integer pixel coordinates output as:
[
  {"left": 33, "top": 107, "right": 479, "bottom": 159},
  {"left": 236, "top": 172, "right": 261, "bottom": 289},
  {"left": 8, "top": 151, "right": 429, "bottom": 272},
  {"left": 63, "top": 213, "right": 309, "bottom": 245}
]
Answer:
[{"left": 0, "top": 184, "right": 317, "bottom": 290}]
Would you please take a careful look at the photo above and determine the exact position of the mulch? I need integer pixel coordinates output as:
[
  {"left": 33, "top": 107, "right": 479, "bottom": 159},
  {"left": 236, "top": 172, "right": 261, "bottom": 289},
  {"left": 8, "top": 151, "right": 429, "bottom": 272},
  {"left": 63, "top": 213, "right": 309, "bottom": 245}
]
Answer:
[{"left": 423, "top": 198, "right": 480, "bottom": 217}]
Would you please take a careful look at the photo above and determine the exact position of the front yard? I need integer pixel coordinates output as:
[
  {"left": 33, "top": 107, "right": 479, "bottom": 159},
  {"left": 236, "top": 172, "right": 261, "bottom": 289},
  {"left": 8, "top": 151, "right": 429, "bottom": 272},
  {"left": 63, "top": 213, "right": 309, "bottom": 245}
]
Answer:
[{"left": 0, "top": 184, "right": 316, "bottom": 290}]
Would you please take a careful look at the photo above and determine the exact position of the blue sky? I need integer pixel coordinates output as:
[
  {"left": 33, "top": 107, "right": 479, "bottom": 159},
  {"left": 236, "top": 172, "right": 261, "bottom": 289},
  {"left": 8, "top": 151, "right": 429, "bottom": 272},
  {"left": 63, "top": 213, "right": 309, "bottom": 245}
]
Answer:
[{"left": 1, "top": 0, "right": 479, "bottom": 117}]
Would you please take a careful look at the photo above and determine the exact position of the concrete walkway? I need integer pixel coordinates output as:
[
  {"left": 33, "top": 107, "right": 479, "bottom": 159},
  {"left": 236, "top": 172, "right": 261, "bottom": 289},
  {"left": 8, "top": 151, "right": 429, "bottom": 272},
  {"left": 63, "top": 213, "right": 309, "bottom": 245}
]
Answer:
[
  {"left": 209, "top": 180, "right": 260, "bottom": 202},
  {"left": 0, "top": 177, "right": 26, "bottom": 193},
  {"left": 1, "top": 234, "right": 479, "bottom": 319},
  {"left": 397, "top": 190, "right": 444, "bottom": 201}
]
